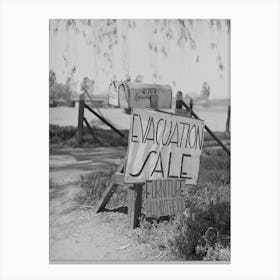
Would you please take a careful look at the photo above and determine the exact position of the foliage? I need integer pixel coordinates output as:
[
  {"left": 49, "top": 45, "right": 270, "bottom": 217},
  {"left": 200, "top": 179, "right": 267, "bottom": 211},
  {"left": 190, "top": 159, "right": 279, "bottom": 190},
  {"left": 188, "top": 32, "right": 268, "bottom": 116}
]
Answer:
[
  {"left": 76, "top": 169, "right": 114, "bottom": 206},
  {"left": 49, "top": 124, "right": 128, "bottom": 147},
  {"left": 51, "top": 19, "right": 229, "bottom": 51},
  {"left": 49, "top": 67, "right": 76, "bottom": 104},
  {"left": 75, "top": 168, "right": 128, "bottom": 209},
  {"left": 50, "top": 19, "right": 230, "bottom": 84},
  {"left": 49, "top": 82, "right": 73, "bottom": 102},
  {"left": 49, "top": 125, "right": 76, "bottom": 144},
  {"left": 128, "top": 148, "right": 230, "bottom": 261},
  {"left": 49, "top": 69, "right": 56, "bottom": 89},
  {"left": 197, "top": 242, "right": 231, "bottom": 261},
  {"left": 49, "top": 124, "right": 228, "bottom": 149},
  {"left": 170, "top": 148, "right": 230, "bottom": 260},
  {"left": 80, "top": 76, "right": 95, "bottom": 94},
  {"left": 170, "top": 201, "right": 230, "bottom": 260},
  {"left": 75, "top": 148, "right": 230, "bottom": 261},
  {"left": 49, "top": 68, "right": 75, "bottom": 104},
  {"left": 129, "top": 217, "right": 178, "bottom": 260}
]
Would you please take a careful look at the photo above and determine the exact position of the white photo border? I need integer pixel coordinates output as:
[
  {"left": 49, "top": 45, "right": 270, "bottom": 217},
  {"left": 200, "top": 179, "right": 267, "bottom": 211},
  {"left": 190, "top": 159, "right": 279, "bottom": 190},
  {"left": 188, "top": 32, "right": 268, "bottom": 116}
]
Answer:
[{"left": 0, "top": 0, "right": 279, "bottom": 279}]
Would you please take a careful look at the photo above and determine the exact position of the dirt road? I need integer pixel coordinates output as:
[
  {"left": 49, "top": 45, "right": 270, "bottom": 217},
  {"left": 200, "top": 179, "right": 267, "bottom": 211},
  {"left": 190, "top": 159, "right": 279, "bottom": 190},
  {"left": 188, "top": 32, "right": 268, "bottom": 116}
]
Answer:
[
  {"left": 50, "top": 146, "right": 127, "bottom": 185},
  {"left": 49, "top": 147, "right": 143, "bottom": 262}
]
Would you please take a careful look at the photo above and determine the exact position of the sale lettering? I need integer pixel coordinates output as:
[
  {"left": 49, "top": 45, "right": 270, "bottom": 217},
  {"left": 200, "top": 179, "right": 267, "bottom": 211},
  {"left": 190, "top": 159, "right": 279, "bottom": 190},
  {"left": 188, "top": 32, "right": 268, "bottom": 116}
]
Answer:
[{"left": 125, "top": 108, "right": 204, "bottom": 184}]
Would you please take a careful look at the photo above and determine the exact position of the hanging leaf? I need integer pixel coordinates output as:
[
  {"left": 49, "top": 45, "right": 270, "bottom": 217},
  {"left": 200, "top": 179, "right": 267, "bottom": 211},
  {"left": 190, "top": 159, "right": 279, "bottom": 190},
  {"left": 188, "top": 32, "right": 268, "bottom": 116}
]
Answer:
[
  {"left": 188, "top": 19, "right": 193, "bottom": 26},
  {"left": 210, "top": 42, "right": 216, "bottom": 49},
  {"left": 161, "top": 47, "right": 168, "bottom": 57},
  {"left": 216, "top": 20, "right": 222, "bottom": 30},
  {"left": 190, "top": 39, "right": 196, "bottom": 50},
  {"left": 226, "top": 20, "right": 230, "bottom": 33}
]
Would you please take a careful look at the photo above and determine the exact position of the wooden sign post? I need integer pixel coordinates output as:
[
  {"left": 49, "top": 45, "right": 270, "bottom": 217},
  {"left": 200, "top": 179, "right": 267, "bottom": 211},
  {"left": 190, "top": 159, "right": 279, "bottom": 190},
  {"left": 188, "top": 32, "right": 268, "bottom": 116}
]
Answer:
[{"left": 127, "top": 183, "right": 144, "bottom": 228}]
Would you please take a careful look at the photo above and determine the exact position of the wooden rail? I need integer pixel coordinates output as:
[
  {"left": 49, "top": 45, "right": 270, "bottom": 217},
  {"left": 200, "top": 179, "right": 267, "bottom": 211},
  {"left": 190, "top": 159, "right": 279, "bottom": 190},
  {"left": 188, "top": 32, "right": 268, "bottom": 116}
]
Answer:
[
  {"left": 177, "top": 99, "right": 230, "bottom": 156},
  {"left": 84, "top": 103, "right": 124, "bottom": 138},
  {"left": 76, "top": 94, "right": 124, "bottom": 145}
]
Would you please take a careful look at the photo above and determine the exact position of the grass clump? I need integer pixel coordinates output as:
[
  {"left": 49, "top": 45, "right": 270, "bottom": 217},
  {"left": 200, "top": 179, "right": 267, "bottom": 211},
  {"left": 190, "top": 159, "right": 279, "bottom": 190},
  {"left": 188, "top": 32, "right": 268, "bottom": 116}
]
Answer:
[
  {"left": 50, "top": 125, "right": 229, "bottom": 149},
  {"left": 197, "top": 242, "right": 231, "bottom": 261},
  {"left": 75, "top": 168, "right": 127, "bottom": 209},
  {"left": 73, "top": 148, "right": 230, "bottom": 261},
  {"left": 50, "top": 124, "right": 128, "bottom": 148},
  {"left": 129, "top": 218, "right": 178, "bottom": 260},
  {"left": 168, "top": 149, "right": 230, "bottom": 260},
  {"left": 130, "top": 149, "right": 230, "bottom": 261},
  {"left": 170, "top": 202, "right": 230, "bottom": 260}
]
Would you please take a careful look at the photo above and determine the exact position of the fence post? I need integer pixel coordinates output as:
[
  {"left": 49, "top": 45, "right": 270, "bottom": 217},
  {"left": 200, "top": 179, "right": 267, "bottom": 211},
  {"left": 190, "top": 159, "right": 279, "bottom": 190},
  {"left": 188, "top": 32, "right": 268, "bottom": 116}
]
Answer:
[
  {"left": 175, "top": 91, "right": 191, "bottom": 117},
  {"left": 189, "top": 99, "right": 193, "bottom": 116},
  {"left": 225, "top": 105, "right": 230, "bottom": 135},
  {"left": 181, "top": 99, "right": 230, "bottom": 156},
  {"left": 76, "top": 93, "right": 85, "bottom": 145}
]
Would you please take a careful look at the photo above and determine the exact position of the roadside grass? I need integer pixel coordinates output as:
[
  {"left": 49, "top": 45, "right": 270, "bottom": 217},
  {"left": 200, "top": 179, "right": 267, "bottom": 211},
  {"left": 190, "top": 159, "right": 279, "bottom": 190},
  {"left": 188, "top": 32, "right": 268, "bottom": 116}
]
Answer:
[
  {"left": 74, "top": 167, "right": 128, "bottom": 209},
  {"left": 50, "top": 124, "right": 128, "bottom": 148},
  {"left": 74, "top": 148, "right": 230, "bottom": 261},
  {"left": 49, "top": 124, "right": 229, "bottom": 149}
]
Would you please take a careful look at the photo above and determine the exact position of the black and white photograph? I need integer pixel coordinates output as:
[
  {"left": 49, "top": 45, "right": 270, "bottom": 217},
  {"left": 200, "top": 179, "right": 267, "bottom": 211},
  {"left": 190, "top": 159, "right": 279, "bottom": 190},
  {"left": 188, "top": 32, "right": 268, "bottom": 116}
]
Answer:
[
  {"left": 1, "top": 0, "right": 280, "bottom": 279},
  {"left": 49, "top": 19, "right": 231, "bottom": 262}
]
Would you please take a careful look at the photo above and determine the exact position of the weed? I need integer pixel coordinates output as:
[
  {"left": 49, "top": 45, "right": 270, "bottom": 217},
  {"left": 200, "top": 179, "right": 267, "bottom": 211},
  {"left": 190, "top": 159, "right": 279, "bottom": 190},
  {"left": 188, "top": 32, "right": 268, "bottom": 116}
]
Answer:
[
  {"left": 75, "top": 168, "right": 127, "bottom": 209},
  {"left": 73, "top": 148, "right": 230, "bottom": 261},
  {"left": 49, "top": 124, "right": 128, "bottom": 147},
  {"left": 170, "top": 201, "right": 230, "bottom": 260},
  {"left": 50, "top": 124, "right": 229, "bottom": 149}
]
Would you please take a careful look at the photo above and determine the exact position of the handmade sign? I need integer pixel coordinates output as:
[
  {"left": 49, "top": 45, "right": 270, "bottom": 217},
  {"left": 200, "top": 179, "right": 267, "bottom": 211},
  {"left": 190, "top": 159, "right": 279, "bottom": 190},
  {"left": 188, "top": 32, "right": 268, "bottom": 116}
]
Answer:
[
  {"left": 108, "top": 81, "right": 172, "bottom": 109},
  {"left": 143, "top": 179, "right": 186, "bottom": 218},
  {"left": 124, "top": 107, "right": 205, "bottom": 184}
]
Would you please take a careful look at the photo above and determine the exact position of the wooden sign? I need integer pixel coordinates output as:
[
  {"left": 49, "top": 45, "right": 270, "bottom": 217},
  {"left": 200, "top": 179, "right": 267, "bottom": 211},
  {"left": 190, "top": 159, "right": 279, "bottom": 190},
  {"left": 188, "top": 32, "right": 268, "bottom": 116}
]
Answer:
[
  {"left": 143, "top": 179, "right": 186, "bottom": 218},
  {"left": 124, "top": 107, "right": 204, "bottom": 185},
  {"left": 108, "top": 81, "right": 172, "bottom": 109}
]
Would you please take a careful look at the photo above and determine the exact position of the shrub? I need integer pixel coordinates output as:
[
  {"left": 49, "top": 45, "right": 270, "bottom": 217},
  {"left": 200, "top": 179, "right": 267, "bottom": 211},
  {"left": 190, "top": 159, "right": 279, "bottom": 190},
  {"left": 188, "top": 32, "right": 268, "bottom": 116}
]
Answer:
[
  {"left": 49, "top": 124, "right": 128, "bottom": 147},
  {"left": 49, "top": 125, "right": 227, "bottom": 149},
  {"left": 170, "top": 201, "right": 230, "bottom": 260},
  {"left": 201, "top": 243, "right": 230, "bottom": 261},
  {"left": 75, "top": 170, "right": 114, "bottom": 206},
  {"left": 71, "top": 148, "right": 230, "bottom": 261},
  {"left": 75, "top": 169, "right": 128, "bottom": 209},
  {"left": 126, "top": 217, "right": 179, "bottom": 260}
]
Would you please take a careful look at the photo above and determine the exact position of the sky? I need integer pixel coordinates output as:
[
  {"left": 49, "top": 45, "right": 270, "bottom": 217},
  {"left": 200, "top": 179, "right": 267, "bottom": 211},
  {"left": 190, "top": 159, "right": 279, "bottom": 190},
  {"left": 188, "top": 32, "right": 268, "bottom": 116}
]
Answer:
[{"left": 49, "top": 19, "right": 230, "bottom": 99}]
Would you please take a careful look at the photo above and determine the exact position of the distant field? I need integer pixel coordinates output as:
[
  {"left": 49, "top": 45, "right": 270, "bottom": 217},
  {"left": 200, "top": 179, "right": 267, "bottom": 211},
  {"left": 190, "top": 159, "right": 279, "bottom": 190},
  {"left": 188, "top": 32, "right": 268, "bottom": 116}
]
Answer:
[{"left": 49, "top": 106, "right": 229, "bottom": 132}]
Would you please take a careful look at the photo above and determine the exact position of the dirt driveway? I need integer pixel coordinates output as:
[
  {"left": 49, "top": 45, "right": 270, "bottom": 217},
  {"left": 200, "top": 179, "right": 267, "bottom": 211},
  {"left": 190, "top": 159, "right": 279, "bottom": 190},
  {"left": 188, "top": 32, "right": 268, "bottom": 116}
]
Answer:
[
  {"left": 50, "top": 146, "right": 127, "bottom": 185},
  {"left": 49, "top": 147, "right": 144, "bottom": 262}
]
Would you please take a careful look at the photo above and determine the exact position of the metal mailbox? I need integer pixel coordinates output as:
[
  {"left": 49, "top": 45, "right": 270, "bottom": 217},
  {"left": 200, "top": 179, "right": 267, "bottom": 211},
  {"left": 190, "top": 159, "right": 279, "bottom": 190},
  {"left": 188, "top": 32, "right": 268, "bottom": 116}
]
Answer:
[{"left": 108, "top": 81, "right": 172, "bottom": 110}]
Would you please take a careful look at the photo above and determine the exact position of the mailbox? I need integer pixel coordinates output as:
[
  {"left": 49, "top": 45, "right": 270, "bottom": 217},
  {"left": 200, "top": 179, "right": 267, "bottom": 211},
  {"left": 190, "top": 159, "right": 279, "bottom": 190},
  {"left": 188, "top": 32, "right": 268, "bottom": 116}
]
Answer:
[
  {"left": 108, "top": 80, "right": 122, "bottom": 107},
  {"left": 108, "top": 81, "right": 172, "bottom": 110}
]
